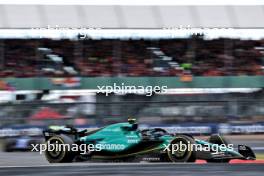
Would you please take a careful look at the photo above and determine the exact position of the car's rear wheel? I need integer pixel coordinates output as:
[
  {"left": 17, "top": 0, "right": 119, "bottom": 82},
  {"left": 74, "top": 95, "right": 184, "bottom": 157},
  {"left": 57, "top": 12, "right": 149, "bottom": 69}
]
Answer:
[
  {"left": 3, "top": 139, "right": 15, "bottom": 152},
  {"left": 45, "top": 135, "right": 76, "bottom": 163},
  {"left": 167, "top": 135, "right": 196, "bottom": 162}
]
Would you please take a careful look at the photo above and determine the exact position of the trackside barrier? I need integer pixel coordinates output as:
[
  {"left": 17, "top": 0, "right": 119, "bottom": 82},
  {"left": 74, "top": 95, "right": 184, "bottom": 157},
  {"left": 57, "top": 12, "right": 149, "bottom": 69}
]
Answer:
[{"left": 1, "top": 123, "right": 264, "bottom": 138}]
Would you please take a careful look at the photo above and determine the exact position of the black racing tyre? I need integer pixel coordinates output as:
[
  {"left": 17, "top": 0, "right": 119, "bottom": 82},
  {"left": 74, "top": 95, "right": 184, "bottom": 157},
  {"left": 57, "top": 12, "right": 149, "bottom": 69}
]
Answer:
[
  {"left": 167, "top": 135, "right": 196, "bottom": 162},
  {"left": 3, "top": 139, "right": 15, "bottom": 152},
  {"left": 44, "top": 135, "right": 76, "bottom": 163}
]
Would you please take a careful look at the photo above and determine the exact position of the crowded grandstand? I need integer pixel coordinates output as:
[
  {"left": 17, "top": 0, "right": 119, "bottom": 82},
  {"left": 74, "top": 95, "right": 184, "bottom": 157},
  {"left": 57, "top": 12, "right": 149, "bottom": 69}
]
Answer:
[{"left": 0, "top": 35, "right": 264, "bottom": 77}]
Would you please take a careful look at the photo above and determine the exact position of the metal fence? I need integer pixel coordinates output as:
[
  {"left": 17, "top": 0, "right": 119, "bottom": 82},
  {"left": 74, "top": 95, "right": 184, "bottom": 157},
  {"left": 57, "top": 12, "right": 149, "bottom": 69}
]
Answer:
[{"left": 0, "top": 93, "right": 264, "bottom": 127}]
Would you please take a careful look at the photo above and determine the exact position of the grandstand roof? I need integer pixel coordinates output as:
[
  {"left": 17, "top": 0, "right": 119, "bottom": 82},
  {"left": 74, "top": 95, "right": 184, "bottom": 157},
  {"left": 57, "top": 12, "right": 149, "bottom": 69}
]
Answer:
[{"left": 0, "top": 5, "right": 263, "bottom": 29}]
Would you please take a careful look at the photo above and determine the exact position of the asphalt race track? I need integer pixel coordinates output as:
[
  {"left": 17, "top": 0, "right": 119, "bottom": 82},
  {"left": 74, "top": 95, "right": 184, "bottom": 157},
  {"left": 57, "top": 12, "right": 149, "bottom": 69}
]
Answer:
[
  {"left": 0, "top": 163, "right": 264, "bottom": 176},
  {"left": 0, "top": 136, "right": 263, "bottom": 176},
  {"left": 0, "top": 152, "right": 263, "bottom": 176}
]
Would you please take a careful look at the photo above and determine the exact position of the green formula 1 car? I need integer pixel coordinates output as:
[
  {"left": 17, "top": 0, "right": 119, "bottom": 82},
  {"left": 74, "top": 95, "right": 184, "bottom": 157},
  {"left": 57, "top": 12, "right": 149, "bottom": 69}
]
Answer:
[{"left": 42, "top": 119, "right": 256, "bottom": 163}]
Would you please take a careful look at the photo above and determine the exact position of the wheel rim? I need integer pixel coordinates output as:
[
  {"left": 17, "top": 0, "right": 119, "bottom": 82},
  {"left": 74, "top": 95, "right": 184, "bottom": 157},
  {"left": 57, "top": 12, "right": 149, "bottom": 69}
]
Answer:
[
  {"left": 48, "top": 138, "right": 63, "bottom": 158},
  {"left": 173, "top": 141, "right": 187, "bottom": 157},
  {"left": 168, "top": 137, "right": 192, "bottom": 162},
  {"left": 173, "top": 140, "right": 188, "bottom": 159}
]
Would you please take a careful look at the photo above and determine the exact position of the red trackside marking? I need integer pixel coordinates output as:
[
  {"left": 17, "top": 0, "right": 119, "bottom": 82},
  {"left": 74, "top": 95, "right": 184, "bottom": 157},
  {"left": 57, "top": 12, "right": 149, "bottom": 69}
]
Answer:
[
  {"left": 195, "top": 160, "right": 207, "bottom": 164},
  {"left": 229, "top": 159, "right": 264, "bottom": 164},
  {"left": 195, "top": 159, "right": 264, "bottom": 164}
]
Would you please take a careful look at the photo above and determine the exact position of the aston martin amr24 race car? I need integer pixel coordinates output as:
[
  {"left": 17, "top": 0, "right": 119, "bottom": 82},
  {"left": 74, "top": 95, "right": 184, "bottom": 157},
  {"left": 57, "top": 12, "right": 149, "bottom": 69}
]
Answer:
[{"left": 42, "top": 119, "right": 256, "bottom": 163}]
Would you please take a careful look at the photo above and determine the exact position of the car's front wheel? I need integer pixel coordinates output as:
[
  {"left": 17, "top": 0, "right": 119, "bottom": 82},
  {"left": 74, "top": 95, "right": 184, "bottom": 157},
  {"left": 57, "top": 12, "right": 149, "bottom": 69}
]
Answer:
[
  {"left": 44, "top": 135, "right": 76, "bottom": 163},
  {"left": 167, "top": 135, "right": 196, "bottom": 162}
]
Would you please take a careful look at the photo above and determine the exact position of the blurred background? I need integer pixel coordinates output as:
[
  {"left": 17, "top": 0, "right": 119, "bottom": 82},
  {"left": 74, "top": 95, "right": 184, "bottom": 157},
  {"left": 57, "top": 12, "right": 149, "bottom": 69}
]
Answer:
[
  {"left": 0, "top": 32, "right": 264, "bottom": 152},
  {"left": 0, "top": 2, "right": 263, "bottom": 162}
]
